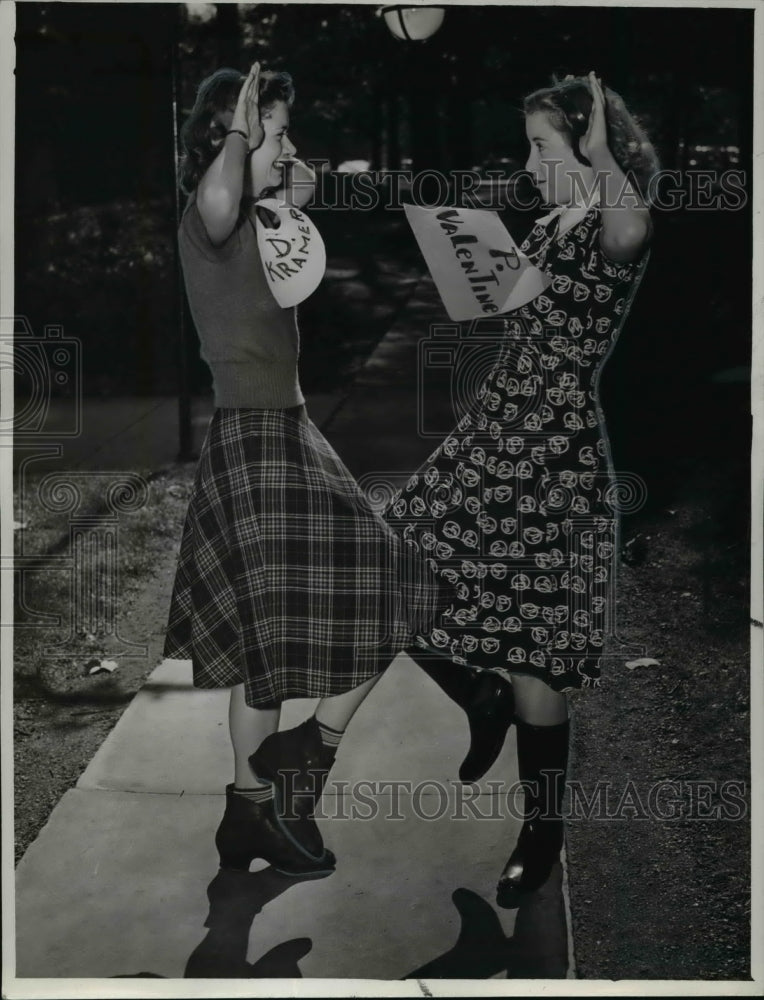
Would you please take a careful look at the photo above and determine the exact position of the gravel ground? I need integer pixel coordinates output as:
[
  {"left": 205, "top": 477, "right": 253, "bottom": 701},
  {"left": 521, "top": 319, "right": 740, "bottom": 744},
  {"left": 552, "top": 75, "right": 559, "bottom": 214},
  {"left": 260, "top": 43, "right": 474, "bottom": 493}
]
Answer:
[
  {"left": 12, "top": 464, "right": 198, "bottom": 863},
  {"left": 13, "top": 450, "right": 751, "bottom": 980},
  {"left": 566, "top": 454, "right": 750, "bottom": 980}
]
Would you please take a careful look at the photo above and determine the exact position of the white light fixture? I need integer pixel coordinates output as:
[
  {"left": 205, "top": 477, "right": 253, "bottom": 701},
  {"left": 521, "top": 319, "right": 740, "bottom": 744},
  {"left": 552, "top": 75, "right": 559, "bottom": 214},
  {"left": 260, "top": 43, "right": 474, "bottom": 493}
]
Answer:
[{"left": 380, "top": 5, "right": 445, "bottom": 41}]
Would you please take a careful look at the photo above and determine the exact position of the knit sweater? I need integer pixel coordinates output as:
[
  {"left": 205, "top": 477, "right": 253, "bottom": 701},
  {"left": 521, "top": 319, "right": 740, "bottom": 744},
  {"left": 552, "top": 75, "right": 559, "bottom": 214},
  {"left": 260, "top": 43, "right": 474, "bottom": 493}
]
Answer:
[{"left": 178, "top": 193, "right": 305, "bottom": 408}]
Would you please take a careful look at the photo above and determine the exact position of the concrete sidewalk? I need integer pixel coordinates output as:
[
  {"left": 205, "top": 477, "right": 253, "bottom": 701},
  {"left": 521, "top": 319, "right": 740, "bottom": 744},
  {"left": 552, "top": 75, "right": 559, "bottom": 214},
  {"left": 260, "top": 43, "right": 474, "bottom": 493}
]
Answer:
[
  {"left": 14, "top": 656, "right": 569, "bottom": 982},
  {"left": 12, "top": 276, "right": 571, "bottom": 987}
]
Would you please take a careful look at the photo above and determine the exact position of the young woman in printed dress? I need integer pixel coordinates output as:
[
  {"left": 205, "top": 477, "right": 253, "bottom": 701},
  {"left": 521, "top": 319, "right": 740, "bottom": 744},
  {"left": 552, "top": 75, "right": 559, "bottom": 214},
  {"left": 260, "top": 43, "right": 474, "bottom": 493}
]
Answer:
[
  {"left": 396, "top": 72, "right": 659, "bottom": 905},
  {"left": 268, "top": 71, "right": 658, "bottom": 907},
  {"left": 164, "top": 63, "right": 446, "bottom": 878}
]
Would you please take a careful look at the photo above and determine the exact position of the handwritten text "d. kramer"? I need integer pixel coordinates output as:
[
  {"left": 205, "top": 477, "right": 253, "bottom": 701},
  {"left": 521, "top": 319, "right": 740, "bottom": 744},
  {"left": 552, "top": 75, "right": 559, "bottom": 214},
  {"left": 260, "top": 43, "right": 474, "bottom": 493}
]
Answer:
[{"left": 263, "top": 208, "right": 312, "bottom": 283}]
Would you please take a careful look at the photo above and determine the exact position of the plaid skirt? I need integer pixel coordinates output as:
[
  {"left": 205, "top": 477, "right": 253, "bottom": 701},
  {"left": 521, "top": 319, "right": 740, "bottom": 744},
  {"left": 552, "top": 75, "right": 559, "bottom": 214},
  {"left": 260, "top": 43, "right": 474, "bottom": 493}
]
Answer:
[{"left": 163, "top": 406, "right": 448, "bottom": 707}]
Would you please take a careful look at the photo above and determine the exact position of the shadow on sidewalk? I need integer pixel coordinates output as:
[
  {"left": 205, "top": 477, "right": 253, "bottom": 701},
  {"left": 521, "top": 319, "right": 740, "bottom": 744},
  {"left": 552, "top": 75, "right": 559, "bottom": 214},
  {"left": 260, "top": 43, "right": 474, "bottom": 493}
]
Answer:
[
  {"left": 184, "top": 868, "right": 314, "bottom": 978},
  {"left": 114, "top": 865, "right": 568, "bottom": 980}
]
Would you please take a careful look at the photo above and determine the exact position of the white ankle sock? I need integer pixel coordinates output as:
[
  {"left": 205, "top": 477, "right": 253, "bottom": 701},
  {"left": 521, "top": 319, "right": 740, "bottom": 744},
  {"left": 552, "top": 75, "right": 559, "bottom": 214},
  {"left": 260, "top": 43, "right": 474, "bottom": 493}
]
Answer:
[
  {"left": 234, "top": 784, "right": 273, "bottom": 803},
  {"left": 316, "top": 720, "right": 344, "bottom": 750}
]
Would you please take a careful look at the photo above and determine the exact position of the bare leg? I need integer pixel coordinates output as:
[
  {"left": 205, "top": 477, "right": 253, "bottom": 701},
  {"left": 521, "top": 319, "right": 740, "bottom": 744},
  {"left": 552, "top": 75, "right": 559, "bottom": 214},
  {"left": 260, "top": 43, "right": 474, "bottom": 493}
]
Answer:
[
  {"left": 511, "top": 674, "right": 568, "bottom": 725},
  {"left": 247, "top": 672, "right": 386, "bottom": 859},
  {"left": 228, "top": 683, "right": 280, "bottom": 787},
  {"left": 314, "top": 672, "right": 384, "bottom": 732},
  {"left": 216, "top": 685, "right": 334, "bottom": 877}
]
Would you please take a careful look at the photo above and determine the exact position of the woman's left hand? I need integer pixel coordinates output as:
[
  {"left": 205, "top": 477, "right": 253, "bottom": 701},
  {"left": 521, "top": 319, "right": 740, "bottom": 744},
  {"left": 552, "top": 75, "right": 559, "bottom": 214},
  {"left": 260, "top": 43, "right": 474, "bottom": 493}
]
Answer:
[
  {"left": 580, "top": 71, "right": 609, "bottom": 160},
  {"left": 231, "top": 61, "right": 264, "bottom": 152}
]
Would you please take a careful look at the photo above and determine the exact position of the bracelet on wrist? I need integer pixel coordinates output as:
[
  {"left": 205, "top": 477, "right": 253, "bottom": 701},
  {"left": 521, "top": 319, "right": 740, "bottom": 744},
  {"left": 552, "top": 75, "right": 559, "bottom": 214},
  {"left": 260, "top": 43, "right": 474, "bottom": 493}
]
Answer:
[{"left": 226, "top": 129, "right": 249, "bottom": 144}]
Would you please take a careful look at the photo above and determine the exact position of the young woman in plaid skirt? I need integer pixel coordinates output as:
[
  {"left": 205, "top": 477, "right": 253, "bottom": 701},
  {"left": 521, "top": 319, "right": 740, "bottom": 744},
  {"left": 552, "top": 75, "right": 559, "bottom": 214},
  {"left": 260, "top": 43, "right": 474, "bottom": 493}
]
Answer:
[{"left": 164, "top": 63, "right": 446, "bottom": 878}]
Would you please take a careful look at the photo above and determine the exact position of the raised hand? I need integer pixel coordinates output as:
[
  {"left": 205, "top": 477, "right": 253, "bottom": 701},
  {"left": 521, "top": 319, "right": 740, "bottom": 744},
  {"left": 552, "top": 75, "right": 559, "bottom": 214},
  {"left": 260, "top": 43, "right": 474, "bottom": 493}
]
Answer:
[
  {"left": 579, "top": 71, "right": 609, "bottom": 160},
  {"left": 231, "top": 61, "right": 265, "bottom": 152}
]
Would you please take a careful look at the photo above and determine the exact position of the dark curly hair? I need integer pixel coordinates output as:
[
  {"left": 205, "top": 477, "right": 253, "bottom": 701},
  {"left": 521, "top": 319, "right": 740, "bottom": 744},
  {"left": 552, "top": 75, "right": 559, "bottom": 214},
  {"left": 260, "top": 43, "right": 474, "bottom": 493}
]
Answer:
[
  {"left": 179, "top": 67, "right": 295, "bottom": 194},
  {"left": 523, "top": 76, "right": 660, "bottom": 205}
]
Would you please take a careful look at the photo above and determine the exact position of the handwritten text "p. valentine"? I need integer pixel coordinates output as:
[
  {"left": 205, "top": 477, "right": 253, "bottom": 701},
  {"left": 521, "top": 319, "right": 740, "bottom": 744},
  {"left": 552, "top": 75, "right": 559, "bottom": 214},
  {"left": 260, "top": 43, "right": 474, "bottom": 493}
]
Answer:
[{"left": 436, "top": 209, "right": 520, "bottom": 314}]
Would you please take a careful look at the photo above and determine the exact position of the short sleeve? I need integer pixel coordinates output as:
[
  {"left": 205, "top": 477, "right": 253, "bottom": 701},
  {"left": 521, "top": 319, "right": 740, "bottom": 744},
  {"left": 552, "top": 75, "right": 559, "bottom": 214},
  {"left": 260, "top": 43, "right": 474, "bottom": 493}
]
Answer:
[
  {"left": 586, "top": 224, "right": 649, "bottom": 283},
  {"left": 179, "top": 196, "right": 247, "bottom": 264}
]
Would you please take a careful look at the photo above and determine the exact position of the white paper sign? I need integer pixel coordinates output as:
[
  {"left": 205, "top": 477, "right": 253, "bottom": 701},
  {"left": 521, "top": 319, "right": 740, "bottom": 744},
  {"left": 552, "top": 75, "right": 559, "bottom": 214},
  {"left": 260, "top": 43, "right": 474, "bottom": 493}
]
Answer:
[
  {"left": 404, "top": 203, "right": 551, "bottom": 322},
  {"left": 255, "top": 199, "right": 326, "bottom": 308}
]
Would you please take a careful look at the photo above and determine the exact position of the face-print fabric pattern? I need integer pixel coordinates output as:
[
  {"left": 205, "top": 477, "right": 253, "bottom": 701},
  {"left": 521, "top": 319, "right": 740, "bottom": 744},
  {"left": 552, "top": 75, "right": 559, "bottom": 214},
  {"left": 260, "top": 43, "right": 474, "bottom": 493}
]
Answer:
[{"left": 384, "top": 208, "right": 648, "bottom": 692}]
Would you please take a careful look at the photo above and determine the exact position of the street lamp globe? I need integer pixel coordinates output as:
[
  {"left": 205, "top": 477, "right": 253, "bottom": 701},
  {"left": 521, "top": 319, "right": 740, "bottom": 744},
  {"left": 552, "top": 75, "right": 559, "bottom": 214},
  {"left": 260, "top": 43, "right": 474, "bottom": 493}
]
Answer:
[{"left": 380, "top": 5, "right": 445, "bottom": 41}]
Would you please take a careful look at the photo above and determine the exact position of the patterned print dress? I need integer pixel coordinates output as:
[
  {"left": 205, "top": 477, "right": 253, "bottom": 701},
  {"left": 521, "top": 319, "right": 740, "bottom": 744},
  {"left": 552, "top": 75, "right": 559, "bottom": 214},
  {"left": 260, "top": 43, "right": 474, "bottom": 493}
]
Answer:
[{"left": 384, "top": 207, "right": 649, "bottom": 692}]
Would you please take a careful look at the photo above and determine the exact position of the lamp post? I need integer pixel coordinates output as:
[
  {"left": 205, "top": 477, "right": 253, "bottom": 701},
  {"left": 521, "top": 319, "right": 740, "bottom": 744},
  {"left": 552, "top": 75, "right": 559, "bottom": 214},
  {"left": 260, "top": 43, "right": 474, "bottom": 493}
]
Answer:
[
  {"left": 379, "top": 6, "right": 445, "bottom": 176},
  {"left": 380, "top": 5, "right": 444, "bottom": 42}
]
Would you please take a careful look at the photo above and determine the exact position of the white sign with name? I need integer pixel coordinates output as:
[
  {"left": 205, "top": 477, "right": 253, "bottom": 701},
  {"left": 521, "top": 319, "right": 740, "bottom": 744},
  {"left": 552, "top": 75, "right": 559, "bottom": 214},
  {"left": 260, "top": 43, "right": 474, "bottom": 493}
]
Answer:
[
  {"left": 404, "top": 204, "right": 551, "bottom": 322},
  {"left": 255, "top": 199, "right": 326, "bottom": 308}
]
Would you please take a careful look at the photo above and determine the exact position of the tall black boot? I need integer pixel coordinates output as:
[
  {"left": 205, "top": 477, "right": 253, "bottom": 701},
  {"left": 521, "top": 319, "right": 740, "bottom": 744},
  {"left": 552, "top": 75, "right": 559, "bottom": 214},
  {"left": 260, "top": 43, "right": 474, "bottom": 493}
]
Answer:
[
  {"left": 406, "top": 647, "right": 515, "bottom": 783},
  {"left": 496, "top": 718, "right": 569, "bottom": 909}
]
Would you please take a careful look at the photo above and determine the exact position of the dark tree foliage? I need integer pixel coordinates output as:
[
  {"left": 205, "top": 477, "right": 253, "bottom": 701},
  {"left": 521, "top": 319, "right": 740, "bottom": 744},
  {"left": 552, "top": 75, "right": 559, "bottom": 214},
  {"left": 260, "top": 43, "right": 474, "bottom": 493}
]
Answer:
[
  {"left": 13, "top": 3, "right": 753, "bottom": 405},
  {"left": 16, "top": 2, "right": 176, "bottom": 209}
]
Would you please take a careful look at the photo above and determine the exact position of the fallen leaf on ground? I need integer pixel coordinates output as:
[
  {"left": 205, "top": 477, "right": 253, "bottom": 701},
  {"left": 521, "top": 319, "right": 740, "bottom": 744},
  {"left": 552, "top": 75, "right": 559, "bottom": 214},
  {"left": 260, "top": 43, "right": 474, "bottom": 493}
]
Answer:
[{"left": 88, "top": 659, "right": 120, "bottom": 675}]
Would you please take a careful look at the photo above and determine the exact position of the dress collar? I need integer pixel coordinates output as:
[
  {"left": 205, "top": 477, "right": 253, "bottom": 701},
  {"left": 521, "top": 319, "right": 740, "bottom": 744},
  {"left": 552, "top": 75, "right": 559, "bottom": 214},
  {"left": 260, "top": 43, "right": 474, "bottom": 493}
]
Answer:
[{"left": 535, "top": 191, "right": 601, "bottom": 239}]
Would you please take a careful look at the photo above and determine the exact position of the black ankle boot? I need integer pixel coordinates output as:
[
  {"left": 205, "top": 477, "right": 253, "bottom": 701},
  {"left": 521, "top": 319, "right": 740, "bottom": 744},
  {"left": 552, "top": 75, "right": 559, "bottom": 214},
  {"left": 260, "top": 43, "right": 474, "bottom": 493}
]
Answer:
[
  {"left": 215, "top": 785, "right": 336, "bottom": 877},
  {"left": 407, "top": 648, "right": 514, "bottom": 783},
  {"left": 249, "top": 716, "right": 336, "bottom": 860},
  {"left": 496, "top": 718, "right": 569, "bottom": 909}
]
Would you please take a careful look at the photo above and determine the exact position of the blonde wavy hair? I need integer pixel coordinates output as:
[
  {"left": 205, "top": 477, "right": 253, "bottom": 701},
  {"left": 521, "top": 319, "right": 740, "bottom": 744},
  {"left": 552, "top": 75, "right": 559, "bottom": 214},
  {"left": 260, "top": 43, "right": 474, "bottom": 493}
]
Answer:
[{"left": 523, "top": 76, "right": 660, "bottom": 205}]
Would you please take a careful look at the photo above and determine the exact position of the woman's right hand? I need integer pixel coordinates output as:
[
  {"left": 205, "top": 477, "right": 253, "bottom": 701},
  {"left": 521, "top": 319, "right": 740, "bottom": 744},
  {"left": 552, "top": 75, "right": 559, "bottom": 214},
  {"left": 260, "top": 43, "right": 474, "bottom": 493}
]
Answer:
[
  {"left": 231, "top": 61, "right": 264, "bottom": 152},
  {"left": 198, "top": 62, "right": 261, "bottom": 245}
]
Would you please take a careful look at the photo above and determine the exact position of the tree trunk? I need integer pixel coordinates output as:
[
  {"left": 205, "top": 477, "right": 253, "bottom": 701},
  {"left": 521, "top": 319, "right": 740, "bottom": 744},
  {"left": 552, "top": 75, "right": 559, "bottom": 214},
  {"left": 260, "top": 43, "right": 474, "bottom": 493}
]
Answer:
[
  {"left": 215, "top": 4, "right": 240, "bottom": 68},
  {"left": 409, "top": 85, "right": 441, "bottom": 175},
  {"left": 446, "top": 85, "right": 472, "bottom": 172},
  {"left": 386, "top": 94, "right": 401, "bottom": 171},
  {"left": 369, "top": 90, "right": 382, "bottom": 171}
]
